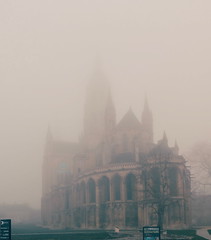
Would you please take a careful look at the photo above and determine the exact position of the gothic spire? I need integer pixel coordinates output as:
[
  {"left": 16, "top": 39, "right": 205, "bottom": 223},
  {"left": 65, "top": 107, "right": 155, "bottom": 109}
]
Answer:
[
  {"left": 44, "top": 125, "right": 53, "bottom": 157},
  {"left": 157, "top": 131, "right": 168, "bottom": 146},
  {"left": 105, "top": 88, "right": 116, "bottom": 132},
  {"left": 174, "top": 139, "right": 179, "bottom": 154},
  {"left": 141, "top": 96, "right": 153, "bottom": 143},
  {"left": 161, "top": 131, "right": 168, "bottom": 146}
]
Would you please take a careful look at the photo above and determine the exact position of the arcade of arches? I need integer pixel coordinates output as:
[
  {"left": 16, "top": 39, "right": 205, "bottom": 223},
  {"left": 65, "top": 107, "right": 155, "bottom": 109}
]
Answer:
[{"left": 41, "top": 163, "right": 191, "bottom": 229}]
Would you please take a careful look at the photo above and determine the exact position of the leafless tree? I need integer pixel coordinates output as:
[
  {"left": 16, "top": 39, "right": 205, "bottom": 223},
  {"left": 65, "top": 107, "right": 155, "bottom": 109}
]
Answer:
[
  {"left": 142, "top": 153, "right": 179, "bottom": 230},
  {"left": 186, "top": 141, "right": 211, "bottom": 194}
]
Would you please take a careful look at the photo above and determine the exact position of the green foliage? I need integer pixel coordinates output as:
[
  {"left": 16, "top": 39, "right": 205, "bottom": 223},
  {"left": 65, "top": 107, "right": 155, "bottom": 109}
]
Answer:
[
  {"left": 12, "top": 225, "right": 110, "bottom": 240},
  {"left": 12, "top": 232, "right": 109, "bottom": 240}
]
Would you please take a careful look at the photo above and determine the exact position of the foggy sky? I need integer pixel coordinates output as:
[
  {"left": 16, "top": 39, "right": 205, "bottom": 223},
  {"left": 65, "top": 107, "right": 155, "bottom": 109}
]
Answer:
[{"left": 1, "top": 0, "right": 211, "bottom": 208}]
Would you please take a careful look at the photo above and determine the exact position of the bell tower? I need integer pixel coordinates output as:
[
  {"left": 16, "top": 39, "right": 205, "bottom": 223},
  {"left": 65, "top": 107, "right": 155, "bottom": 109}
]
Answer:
[{"left": 83, "top": 62, "right": 110, "bottom": 149}]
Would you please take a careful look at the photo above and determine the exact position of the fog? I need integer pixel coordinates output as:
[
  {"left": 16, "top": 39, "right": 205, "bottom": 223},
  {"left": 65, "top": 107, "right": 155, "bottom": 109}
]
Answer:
[{"left": 0, "top": 1, "right": 211, "bottom": 208}]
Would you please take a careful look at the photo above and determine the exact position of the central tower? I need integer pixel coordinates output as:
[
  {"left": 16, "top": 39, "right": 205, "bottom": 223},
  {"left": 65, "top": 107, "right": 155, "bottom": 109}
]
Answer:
[{"left": 83, "top": 66, "right": 111, "bottom": 149}]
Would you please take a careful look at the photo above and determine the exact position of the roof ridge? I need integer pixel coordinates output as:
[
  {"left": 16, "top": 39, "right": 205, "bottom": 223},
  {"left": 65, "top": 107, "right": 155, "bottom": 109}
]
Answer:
[{"left": 116, "top": 108, "right": 141, "bottom": 130}]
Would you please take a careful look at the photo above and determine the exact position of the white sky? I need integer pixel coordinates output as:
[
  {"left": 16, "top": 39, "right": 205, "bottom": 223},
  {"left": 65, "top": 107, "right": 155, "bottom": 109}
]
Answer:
[{"left": 0, "top": 0, "right": 211, "bottom": 208}]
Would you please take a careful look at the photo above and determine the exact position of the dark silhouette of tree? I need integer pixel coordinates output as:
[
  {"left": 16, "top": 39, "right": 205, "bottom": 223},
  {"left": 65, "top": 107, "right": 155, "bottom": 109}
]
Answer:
[
  {"left": 142, "top": 154, "right": 179, "bottom": 230},
  {"left": 186, "top": 141, "right": 211, "bottom": 194}
]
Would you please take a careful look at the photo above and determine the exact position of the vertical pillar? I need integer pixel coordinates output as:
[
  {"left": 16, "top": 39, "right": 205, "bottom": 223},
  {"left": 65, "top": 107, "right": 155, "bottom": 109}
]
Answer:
[
  {"left": 96, "top": 182, "right": 100, "bottom": 228},
  {"left": 109, "top": 179, "right": 113, "bottom": 228},
  {"left": 144, "top": 204, "right": 148, "bottom": 226},
  {"left": 85, "top": 181, "right": 89, "bottom": 228},
  {"left": 181, "top": 199, "right": 186, "bottom": 227},
  {"left": 137, "top": 174, "right": 143, "bottom": 228},
  {"left": 69, "top": 187, "right": 73, "bottom": 228},
  {"left": 121, "top": 176, "right": 126, "bottom": 228},
  {"left": 164, "top": 205, "right": 169, "bottom": 228}
]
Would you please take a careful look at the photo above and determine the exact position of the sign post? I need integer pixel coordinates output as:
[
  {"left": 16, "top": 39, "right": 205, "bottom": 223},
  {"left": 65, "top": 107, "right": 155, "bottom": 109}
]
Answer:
[
  {"left": 0, "top": 219, "right": 11, "bottom": 240},
  {"left": 143, "top": 226, "right": 160, "bottom": 240}
]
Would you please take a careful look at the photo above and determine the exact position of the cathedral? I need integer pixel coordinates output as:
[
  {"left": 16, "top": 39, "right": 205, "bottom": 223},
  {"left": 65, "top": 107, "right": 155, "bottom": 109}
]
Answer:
[{"left": 41, "top": 68, "right": 191, "bottom": 230}]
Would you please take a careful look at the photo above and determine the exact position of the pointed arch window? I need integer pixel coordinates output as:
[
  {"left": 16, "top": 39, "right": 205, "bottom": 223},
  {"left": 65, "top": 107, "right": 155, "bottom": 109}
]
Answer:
[
  {"left": 99, "top": 176, "right": 110, "bottom": 203},
  {"left": 169, "top": 167, "right": 178, "bottom": 196},
  {"left": 87, "top": 179, "right": 96, "bottom": 203},
  {"left": 125, "top": 174, "right": 137, "bottom": 200},
  {"left": 80, "top": 181, "right": 86, "bottom": 204},
  {"left": 112, "top": 175, "right": 121, "bottom": 200},
  {"left": 150, "top": 167, "right": 161, "bottom": 198}
]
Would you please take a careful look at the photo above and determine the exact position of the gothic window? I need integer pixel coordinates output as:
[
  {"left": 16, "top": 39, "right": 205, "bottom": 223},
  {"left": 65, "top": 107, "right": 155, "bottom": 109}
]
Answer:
[
  {"left": 125, "top": 173, "right": 137, "bottom": 200},
  {"left": 87, "top": 179, "right": 96, "bottom": 203},
  {"left": 76, "top": 184, "right": 80, "bottom": 207},
  {"left": 169, "top": 202, "right": 180, "bottom": 224},
  {"left": 80, "top": 181, "right": 86, "bottom": 204},
  {"left": 65, "top": 191, "right": 69, "bottom": 209},
  {"left": 150, "top": 167, "right": 161, "bottom": 198},
  {"left": 169, "top": 167, "right": 178, "bottom": 196},
  {"left": 99, "top": 176, "right": 110, "bottom": 203},
  {"left": 112, "top": 175, "right": 121, "bottom": 200}
]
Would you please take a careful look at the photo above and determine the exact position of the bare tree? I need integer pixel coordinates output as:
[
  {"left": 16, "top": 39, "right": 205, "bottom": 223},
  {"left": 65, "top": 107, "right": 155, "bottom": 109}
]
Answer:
[
  {"left": 142, "top": 153, "right": 180, "bottom": 230},
  {"left": 186, "top": 141, "right": 211, "bottom": 194}
]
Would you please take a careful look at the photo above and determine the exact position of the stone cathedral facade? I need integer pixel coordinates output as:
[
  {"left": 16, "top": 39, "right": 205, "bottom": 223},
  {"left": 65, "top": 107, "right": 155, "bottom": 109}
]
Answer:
[{"left": 41, "top": 69, "right": 191, "bottom": 230}]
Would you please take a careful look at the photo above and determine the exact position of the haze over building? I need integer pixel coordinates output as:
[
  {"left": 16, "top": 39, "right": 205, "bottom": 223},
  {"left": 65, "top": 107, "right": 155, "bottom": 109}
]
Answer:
[
  {"left": 1, "top": 0, "right": 211, "bottom": 211},
  {"left": 41, "top": 69, "right": 191, "bottom": 229}
]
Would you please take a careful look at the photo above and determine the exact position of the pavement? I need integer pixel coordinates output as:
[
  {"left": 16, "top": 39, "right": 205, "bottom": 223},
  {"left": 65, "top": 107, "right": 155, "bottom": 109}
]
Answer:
[
  {"left": 197, "top": 227, "right": 211, "bottom": 240},
  {"left": 110, "top": 228, "right": 211, "bottom": 240}
]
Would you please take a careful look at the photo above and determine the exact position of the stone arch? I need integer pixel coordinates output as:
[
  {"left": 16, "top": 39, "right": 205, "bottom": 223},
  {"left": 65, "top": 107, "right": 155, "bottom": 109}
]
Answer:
[
  {"left": 111, "top": 174, "right": 121, "bottom": 201},
  {"left": 98, "top": 176, "right": 110, "bottom": 203},
  {"left": 125, "top": 173, "right": 137, "bottom": 200},
  {"left": 87, "top": 178, "right": 96, "bottom": 203}
]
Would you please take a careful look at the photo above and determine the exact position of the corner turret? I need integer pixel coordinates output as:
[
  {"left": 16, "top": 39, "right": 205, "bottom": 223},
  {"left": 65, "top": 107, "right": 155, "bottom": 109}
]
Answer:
[
  {"left": 158, "top": 131, "right": 168, "bottom": 146},
  {"left": 173, "top": 140, "right": 179, "bottom": 155}
]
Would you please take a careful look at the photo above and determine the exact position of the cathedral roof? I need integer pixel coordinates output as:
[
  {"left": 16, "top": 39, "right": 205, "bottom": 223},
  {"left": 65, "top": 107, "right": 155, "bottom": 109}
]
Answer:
[{"left": 116, "top": 108, "right": 141, "bottom": 131}]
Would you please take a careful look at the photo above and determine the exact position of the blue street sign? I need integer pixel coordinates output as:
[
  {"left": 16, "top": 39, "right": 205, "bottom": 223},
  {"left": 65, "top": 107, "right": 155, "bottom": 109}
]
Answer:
[
  {"left": 0, "top": 219, "right": 11, "bottom": 240},
  {"left": 143, "top": 226, "right": 160, "bottom": 240}
]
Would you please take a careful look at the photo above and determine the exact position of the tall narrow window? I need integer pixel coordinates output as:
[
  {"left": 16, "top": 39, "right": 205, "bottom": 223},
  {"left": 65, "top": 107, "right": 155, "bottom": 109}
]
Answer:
[
  {"left": 80, "top": 181, "right": 86, "bottom": 204},
  {"left": 125, "top": 174, "right": 136, "bottom": 200},
  {"left": 87, "top": 179, "right": 96, "bottom": 203},
  {"left": 169, "top": 167, "right": 178, "bottom": 196},
  {"left": 113, "top": 175, "right": 121, "bottom": 200},
  {"left": 150, "top": 167, "right": 161, "bottom": 198},
  {"left": 99, "top": 176, "right": 110, "bottom": 203}
]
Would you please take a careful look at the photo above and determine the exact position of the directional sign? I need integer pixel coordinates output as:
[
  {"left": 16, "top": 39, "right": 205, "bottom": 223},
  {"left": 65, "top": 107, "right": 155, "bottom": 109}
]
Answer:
[
  {"left": 0, "top": 219, "right": 11, "bottom": 240},
  {"left": 143, "top": 226, "right": 160, "bottom": 240}
]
